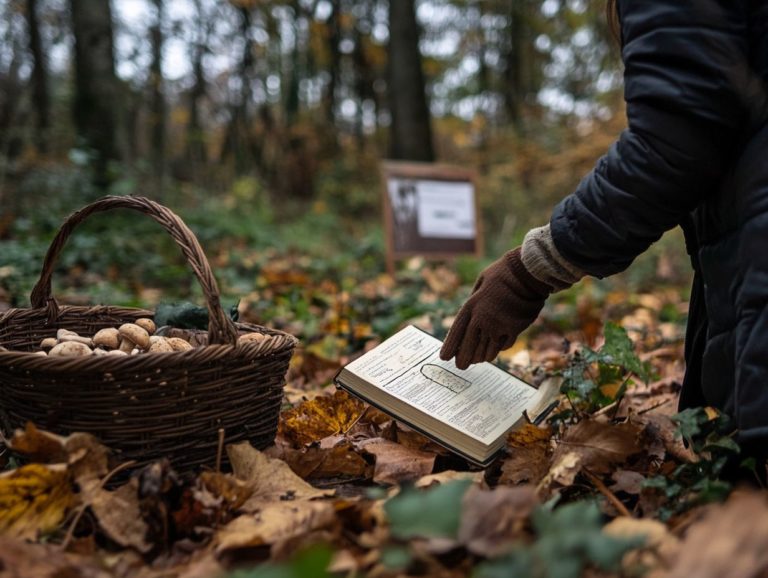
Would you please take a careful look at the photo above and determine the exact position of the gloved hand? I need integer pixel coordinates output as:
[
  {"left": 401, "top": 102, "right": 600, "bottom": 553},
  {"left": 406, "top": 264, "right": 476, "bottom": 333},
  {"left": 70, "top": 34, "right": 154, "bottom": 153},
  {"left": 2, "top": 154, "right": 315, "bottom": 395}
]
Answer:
[{"left": 439, "top": 247, "right": 551, "bottom": 369}]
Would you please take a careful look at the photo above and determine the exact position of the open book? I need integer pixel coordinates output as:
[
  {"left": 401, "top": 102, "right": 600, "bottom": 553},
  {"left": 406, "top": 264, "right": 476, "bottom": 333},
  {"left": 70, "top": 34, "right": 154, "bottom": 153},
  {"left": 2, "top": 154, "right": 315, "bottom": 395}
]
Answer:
[{"left": 334, "top": 325, "right": 558, "bottom": 466}]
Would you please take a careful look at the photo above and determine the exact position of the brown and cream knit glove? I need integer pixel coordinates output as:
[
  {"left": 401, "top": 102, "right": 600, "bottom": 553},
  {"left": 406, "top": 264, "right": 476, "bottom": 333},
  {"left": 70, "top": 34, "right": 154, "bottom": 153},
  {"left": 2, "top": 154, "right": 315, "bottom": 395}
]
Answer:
[{"left": 440, "top": 224, "right": 584, "bottom": 369}]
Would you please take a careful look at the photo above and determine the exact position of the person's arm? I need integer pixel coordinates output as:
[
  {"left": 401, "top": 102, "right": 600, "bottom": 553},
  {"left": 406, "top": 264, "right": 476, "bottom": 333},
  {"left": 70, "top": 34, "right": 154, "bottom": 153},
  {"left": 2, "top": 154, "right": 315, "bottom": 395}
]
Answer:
[
  {"left": 440, "top": 0, "right": 757, "bottom": 369},
  {"left": 550, "top": 0, "right": 754, "bottom": 277}
]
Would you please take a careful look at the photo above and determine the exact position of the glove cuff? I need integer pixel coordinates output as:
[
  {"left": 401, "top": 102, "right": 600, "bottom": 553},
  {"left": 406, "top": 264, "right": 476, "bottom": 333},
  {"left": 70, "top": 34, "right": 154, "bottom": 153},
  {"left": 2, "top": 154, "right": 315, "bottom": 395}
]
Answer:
[
  {"left": 504, "top": 247, "right": 553, "bottom": 299},
  {"left": 521, "top": 224, "right": 585, "bottom": 292}
]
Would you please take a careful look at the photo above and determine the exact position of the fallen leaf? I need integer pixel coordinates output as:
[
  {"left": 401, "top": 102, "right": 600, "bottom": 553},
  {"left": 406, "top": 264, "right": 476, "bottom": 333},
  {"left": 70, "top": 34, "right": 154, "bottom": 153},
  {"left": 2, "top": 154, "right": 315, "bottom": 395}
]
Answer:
[
  {"left": 421, "top": 265, "right": 460, "bottom": 295},
  {"left": 603, "top": 516, "right": 675, "bottom": 553},
  {"left": 634, "top": 413, "right": 696, "bottom": 463},
  {"left": 610, "top": 470, "right": 646, "bottom": 495},
  {"left": 661, "top": 490, "right": 768, "bottom": 578},
  {"left": 545, "top": 418, "right": 644, "bottom": 487},
  {"left": 268, "top": 443, "right": 372, "bottom": 480},
  {"left": 0, "top": 463, "right": 75, "bottom": 540},
  {"left": 458, "top": 485, "right": 539, "bottom": 557},
  {"left": 392, "top": 423, "right": 450, "bottom": 455},
  {"left": 215, "top": 501, "right": 337, "bottom": 554},
  {"left": 199, "top": 471, "right": 253, "bottom": 511},
  {"left": 500, "top": 423, "right": 553, "bottom": 486},
  {"left": 357, "top": 438, "right": 436, "bottom": 485},
  {"left": 227, "top": 442, "right": 334, "bottom": 508},
  {"left": 415, "top": 470, "right": 485, "bottom": 488},
  {"left": 285, "top": 349, "right": 342, "bottom": 391},
  {"left": 9, "top": 422, "right": 109, "bottom": 485},
  {"left": 90, "top": 479, "right": 151, "bottom": 553},
  {"left": 0, "top": 537, "right": 110, "bottom": 578},
  {"left": 279, "top": 390, "right": 366, "bottom": 447}
]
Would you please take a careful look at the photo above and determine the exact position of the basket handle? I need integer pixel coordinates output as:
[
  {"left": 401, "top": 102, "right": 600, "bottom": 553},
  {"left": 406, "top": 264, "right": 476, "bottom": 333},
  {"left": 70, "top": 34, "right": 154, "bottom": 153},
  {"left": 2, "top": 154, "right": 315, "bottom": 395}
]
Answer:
[{"left": 29, "top": 195, "right": 240, "bottom": 346}]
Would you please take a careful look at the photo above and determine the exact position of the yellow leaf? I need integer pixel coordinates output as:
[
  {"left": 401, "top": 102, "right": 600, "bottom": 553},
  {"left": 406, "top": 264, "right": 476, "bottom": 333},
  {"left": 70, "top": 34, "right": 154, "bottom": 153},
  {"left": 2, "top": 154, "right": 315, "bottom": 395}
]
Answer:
[
  {"left": 501, "top": 424, "right": 553, "bottom": 486},
  {"left": 0, "top": 464, "right": 75, "bottom": 539},
  {"left": 704, "top": 407, "right": 720, "bottom": 421},
  {"left": 279, "top": 390, "right": 366, "bottom": 446},
  {"left": 506, "top": 423, "right": 552, "bottom": 449},
  {"left": 599, "top": 380, "right": 623, "bottom": 399},
  {"left": 9, "top": 422, "right": 109, "bottom": 485}
]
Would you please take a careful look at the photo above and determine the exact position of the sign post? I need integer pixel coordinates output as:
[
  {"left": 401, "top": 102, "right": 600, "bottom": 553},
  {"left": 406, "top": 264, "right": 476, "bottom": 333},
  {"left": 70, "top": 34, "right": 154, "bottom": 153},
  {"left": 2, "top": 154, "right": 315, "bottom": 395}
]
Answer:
[{"left": 381, "top": 161, "right": 483, "bottom": 275}]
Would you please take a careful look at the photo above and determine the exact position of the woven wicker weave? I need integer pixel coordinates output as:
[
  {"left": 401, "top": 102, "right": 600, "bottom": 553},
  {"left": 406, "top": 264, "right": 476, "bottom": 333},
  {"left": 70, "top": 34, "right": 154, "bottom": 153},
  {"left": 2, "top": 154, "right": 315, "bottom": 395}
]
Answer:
[{"left": 0, "top": 196, "right": 297, "bottom": 472}]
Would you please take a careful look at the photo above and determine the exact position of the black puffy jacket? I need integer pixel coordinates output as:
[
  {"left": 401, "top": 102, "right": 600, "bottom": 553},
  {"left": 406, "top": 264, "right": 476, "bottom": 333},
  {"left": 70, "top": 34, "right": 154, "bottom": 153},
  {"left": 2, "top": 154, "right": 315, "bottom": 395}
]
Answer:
[{"left": 549, "top": 0, "right": 768, "bottom": 442}]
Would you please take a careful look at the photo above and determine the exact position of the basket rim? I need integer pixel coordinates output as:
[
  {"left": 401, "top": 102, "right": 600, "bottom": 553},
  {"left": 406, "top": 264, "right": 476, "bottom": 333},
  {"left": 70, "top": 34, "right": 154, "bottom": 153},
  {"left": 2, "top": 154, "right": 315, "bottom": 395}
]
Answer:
[{"left": 0, "top": 304, "right": 299, "bottom": 372}]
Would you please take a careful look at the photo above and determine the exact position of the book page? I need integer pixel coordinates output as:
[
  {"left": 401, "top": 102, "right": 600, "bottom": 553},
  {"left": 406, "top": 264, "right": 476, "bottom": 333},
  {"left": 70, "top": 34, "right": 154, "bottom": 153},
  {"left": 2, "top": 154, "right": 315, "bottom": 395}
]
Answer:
[{"left": 344, "top": 326, "right": 537, "bottom": 444}]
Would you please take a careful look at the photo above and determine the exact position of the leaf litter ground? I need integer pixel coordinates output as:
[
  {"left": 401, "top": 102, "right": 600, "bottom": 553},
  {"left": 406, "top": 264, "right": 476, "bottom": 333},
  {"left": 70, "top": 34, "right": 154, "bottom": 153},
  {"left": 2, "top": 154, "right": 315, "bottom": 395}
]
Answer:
[{"left": 0, "top": 257, "right": 762, "bottom": 578}]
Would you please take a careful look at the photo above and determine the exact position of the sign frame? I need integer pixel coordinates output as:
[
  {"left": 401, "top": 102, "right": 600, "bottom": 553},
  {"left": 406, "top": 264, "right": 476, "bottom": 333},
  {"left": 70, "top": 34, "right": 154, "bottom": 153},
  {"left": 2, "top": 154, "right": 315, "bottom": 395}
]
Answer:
[{"left": 381, "top": 161, "right": 483, "bottom": 275}]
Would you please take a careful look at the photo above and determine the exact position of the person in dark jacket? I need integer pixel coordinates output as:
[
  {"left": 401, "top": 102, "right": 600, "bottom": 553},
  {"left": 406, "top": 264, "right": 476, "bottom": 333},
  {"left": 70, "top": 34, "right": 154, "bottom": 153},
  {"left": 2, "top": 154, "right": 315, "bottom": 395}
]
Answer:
[{"left": 440, "top": 0, "right": 768, "bottom": 451}]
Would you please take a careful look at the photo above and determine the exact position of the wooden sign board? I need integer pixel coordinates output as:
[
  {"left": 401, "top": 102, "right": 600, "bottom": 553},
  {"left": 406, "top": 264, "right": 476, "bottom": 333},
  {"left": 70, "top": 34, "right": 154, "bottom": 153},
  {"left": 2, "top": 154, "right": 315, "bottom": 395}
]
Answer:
[{"left": 381, "top": 161, "right": 483, "bottom": 275}]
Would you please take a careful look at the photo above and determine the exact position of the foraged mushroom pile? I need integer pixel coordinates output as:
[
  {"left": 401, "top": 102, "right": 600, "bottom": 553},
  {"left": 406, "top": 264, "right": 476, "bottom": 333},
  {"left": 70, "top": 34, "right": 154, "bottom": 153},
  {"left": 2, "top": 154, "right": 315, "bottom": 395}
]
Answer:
[{"left": 32, "top": 318, "right": 271, "bottom": 357}]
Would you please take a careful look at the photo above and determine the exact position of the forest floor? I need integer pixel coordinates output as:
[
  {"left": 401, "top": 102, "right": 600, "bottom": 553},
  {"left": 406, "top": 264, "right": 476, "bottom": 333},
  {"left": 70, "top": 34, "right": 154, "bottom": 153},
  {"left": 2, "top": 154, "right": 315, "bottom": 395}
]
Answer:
[{"left": 0, "top": 188, "right": 762, "bottom": 578}]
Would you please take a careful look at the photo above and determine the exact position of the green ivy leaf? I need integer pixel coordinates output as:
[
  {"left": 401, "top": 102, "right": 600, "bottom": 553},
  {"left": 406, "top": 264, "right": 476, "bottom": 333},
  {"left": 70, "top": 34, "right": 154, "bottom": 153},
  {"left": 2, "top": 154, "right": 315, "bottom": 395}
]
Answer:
[
  {"left": 154, "top": 300, "right": 239, "bottom": 330},
  {"left": 227, "top": 546, "right": 333, "bottom": 578},
  {"left": 384, "top": 479, "right": 473, "bottom": 539},
  {"left": 600, "top": 323, "right": 653, "bottom": 383},
  {"left": 671, "top": 407, "right": 710, "bottom": 445},
  {"left": 476, "top": 502, "right": 643, "bottom": 578}
]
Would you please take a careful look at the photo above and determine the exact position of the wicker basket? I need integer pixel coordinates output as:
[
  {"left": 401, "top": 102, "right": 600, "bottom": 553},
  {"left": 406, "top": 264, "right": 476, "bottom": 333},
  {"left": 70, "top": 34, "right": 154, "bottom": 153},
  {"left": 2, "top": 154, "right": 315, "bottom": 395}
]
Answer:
[{"left": 0, "top": 195, "right": 297, "bottom": 473}]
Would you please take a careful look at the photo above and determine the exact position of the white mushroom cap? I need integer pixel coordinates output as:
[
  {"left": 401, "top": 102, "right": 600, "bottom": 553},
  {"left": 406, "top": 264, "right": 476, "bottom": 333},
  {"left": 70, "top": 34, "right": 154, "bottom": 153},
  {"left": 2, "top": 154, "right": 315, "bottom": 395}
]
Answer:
[
  {"left": 237, "top": 332, "right": 269, "bottom": 345},
  {"left": 147, "top": 336, "right": 174, "bottom": 352},
  {"left": 56, "top": 329, "right": 93, "bottom": 346},
  {"left": 118, "top": 323, "right": 150, "bottom": 352},
  {"left": 49, "top": 341, "right": 92, "bottom": 357},
  {"left": 93, "top": 327, "right": 120, "bottom": 350},
  {"left": 167, "top": 337, "right": 194, "bottom": 352},
  {"left": 40, "top": 337, "right": 58, "bottom": 350}
]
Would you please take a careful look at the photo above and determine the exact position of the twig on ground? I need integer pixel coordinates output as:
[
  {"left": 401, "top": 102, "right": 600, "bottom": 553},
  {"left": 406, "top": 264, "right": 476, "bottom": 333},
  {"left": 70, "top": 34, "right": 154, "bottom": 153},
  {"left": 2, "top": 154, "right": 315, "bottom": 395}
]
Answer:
[
  {"left": 60, "top": 460, "right": 137, "bottom": 551},
  {"left": 216, "top": 428, "right": 225, "bottom": 473},
  {"left": 583, "top": 468, "right": 631, "bottom": 517}
]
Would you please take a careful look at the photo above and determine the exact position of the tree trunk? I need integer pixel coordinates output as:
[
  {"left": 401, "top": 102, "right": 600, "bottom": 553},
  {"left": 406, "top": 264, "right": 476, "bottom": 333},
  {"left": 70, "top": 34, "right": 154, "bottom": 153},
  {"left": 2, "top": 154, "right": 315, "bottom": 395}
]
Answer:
[
  {"left": 220, "top": 5, "right": 255, "bottom": 174},
  {"left": 70, "top": 0, "right": 124, "bottom": 186},
  {"left": 148, "top": 0, "right": 165, "bottom": 180},
  {"left": 387, "top": 0, "right": 434, "bottom": 162},
  {"left": 324, "top": 0, "right": 341, "bottom": 126},
  {"left": 503, "top": 0, "right": 540, "bottom": 132},
  {"left": 284, "top": 0, "right": 302, "bottom": 126},
  {"left": 24, "top": 0, "right": 50, "bottom": 154},
  {"left": 185, "top": 0, "right": 208, "bottom": 165}
]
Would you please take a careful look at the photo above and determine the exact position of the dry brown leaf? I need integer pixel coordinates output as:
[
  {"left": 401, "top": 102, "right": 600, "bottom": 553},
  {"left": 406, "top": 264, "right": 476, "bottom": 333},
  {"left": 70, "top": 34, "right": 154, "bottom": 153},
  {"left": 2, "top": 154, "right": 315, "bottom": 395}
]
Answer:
[
  {"left": 278, "top": 390, "right": 366, "bottom": 447},
  {"left": 199, "top": 471, "right": 253, "bottom": 511},
  {"left": 544, "top": 418, "right": 644, "bottom": 487},
  {"left": 356, "top": 438, "right": 435, "bottom": 485},
  {"left": 421, "top": 264, "right": 460, "bottom": 295},
  {"left": 0, "top": 463, "right": 75, "bottom": 540},
  {"left": 90, "top": 479, "right": 151, "bottom": 553},
  {"left": 633, "top": 413, "right": 696, "bottom": 463},
  {"left": 415, "top": 470, "right": 485, "bottom": 488},
  {"left": 500, "top": 423, "right": 553, "bottom": 486},
  {"left": 285, "top": 350, "right": 342, "bottom": 391},
  {"left": 0, "top": 536, "right": 110, "bottom": 578},
  {"left": 227, "top": 442, "right": 334, "bottom": 508},
  {"left": 458, "top": 485, "right": 538, "bottom": 557},
  {"left": 268, "top": 443, "right": 372, "bottom": 480},
  {"left": 9, "top": 422, "right": 109, "bottom": 485},
  {"left": 392, "top": 423, "right": 450, "bottom": 455},
  {"left": 610, "top": 470, "right": 646, "bottom": 495},
  {"left": 660, "top": 491, "right": 768, "bottom": 578},
  {"left": 215, "top": 501, "right": 337, "bottom": 554}
]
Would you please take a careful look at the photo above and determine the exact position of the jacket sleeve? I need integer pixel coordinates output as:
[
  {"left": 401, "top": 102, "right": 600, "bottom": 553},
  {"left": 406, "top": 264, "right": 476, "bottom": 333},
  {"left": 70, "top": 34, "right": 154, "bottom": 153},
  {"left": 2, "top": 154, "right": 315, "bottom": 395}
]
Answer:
[{"left": 550, "top": 0, "right": 753, "bottom": 277}]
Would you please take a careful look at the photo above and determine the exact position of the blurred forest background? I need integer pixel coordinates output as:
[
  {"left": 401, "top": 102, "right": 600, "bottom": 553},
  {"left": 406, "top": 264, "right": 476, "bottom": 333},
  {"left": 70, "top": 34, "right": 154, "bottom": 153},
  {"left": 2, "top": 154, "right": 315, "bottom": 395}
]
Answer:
[{"left": 0, "top": 0, "right": 691, "bottom": 345}]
